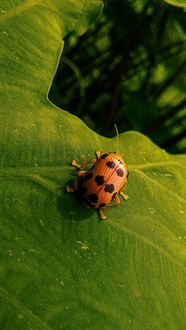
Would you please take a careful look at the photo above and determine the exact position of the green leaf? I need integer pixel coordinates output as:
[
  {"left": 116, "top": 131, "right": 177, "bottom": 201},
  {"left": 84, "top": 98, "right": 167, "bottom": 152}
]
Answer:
[
  {"left": 1, "top": 1, "right": 186, "bottom": 329},
  {"left": 163, "top": 0, "right": 186, "bottom": 8}
]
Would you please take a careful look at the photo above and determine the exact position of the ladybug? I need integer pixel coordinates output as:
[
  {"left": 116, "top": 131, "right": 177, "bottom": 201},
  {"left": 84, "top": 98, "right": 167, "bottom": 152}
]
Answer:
[{"left": 66, "top": 151, "right": 129, "bottom": 219}]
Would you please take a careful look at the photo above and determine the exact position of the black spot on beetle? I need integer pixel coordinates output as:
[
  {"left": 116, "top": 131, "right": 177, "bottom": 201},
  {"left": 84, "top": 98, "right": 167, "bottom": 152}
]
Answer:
[
  {"left": 99, "top": 203, "right": 106, "bottom": 208},
  {"left": 104, "top": 184, "right": 115, "bottom": 193},
  {"left": 101, "top": 153, "right": 108, "bottom": 159},
  {"left": 82, "top": 186, "right": 87, "bottom": 194},
  {"left": 83, "top": 196, "right": 95, "bottom": 208},
  {"left": 89, "top": 194, "right": 98, "bottom": 204},
  {"left": 84, "top": 172, "right": 93, "bottom": 181},
  {"left": 95, "top": 175, "right": 105, "bottom": 186},
  {"left": 116, "top": 168, "right": 124, "bottom": 177},
  {"left": 106, "top": 161, "right": 115, "bottom": 168}
]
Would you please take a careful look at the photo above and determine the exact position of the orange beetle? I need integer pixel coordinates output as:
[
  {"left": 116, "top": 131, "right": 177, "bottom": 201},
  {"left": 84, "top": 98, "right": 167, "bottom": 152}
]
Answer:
[{"left": 66, "top": 151, "right": 129, "bottom": 219}]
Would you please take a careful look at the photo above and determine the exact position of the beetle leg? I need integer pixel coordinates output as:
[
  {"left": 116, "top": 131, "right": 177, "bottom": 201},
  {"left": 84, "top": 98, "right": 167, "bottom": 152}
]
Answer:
[
  {"left": 66, "top": 170, "right": 87, "bottom": 192},
  {"left": 71, "top": 158, "right": 96, "bottom": 169},
  {"left": 99, "top": 194, "right": 121, "bottom": 220},
  {"left": 99, "top": 209, "right": 108, "bottom": 220},
  {"left": 119, "top": 182, "right": 129, "bottom": 200},
  {"left": 120, "top": 192, "right": 129, "bottom": 200},
  {"left": 99, "top": 191, "right": 129, "bottom": 219},
  {"left": 66, "top": 157, "right": 97, "bottom": 192},
  {"left": 95, "top": 151, "right": 102, "bottom": 159}
]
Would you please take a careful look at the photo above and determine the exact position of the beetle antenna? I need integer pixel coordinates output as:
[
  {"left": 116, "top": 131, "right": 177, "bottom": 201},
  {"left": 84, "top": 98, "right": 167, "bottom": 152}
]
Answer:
[
  {"left": 113, "top": 124, "right": 146, "bottom": 156},
  {"left": 114, "top": 124, "right": 119, "bottom": 153}
]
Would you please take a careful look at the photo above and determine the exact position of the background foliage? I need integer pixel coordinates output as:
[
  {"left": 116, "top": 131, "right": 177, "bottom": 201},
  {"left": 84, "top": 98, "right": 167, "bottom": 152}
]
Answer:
[{"left": 50, "top": 0, "right": 186, "bottom": 154}]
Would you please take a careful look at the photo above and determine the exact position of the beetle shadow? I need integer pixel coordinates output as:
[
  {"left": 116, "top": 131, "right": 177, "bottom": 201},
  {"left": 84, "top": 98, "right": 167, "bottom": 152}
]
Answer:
[{"left": 57, "top": 179, "right": 95, "bottom": 221}]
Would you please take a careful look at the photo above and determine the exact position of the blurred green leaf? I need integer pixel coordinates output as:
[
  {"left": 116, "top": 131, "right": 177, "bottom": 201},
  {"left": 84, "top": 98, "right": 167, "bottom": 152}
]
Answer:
[
  {"left": 49, "top": 0, "right": 186, "bottom": 153},
  {"left": 164, "top": 0, "right": 186, "bottom": 8},
  {"left": 1, "top": 1, "right": 186, "bottom": 329}
]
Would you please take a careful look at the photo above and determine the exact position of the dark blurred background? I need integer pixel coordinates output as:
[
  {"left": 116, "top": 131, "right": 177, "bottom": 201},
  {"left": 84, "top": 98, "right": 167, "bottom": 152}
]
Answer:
[{"left": 49, "top": 0, "right": 186, "bottom": 154}]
